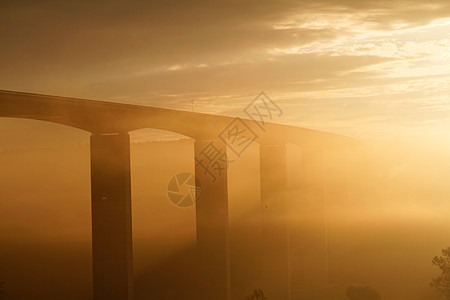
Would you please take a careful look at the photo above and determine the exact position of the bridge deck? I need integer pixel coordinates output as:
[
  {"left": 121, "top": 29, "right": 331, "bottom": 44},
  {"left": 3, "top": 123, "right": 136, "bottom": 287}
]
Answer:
[{"left": 0, "top": 90, "right": 357, "bottom": 148}]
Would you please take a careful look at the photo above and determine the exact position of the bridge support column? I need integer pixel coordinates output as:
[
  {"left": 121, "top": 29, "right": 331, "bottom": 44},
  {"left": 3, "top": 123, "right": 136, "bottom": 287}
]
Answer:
[
  {"left": 259, "top": 144, "right": 291, "bottom": 300},
  {"left": 295, "top": 146, "right": 328, "bottom": 291},
  {"left": 90, "top": 133, "right": 133, "bottom": 300},
  {"left": 194, "top": 139, "right": 231, "bottom": 300},
  {"left": 323, "top": 149, "right": 352, "bottom": 286}
]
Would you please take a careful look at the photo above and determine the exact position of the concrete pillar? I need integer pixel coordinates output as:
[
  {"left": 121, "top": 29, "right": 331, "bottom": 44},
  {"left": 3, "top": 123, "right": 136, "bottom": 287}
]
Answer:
[
  {"left": 323, "top": 149, "right": 352, "bottom": 285},
  {"left": 259, "top": 144, "right": 291, "bottom": 300},
  {"left": 194, "top": 139, "right": 231, "bottom": 300},
  {"left": 90, "top": 133, "right": 133, "bottom": 300},
  {"left": 295, "top": 146, "right": 328, "bottom": 290}
]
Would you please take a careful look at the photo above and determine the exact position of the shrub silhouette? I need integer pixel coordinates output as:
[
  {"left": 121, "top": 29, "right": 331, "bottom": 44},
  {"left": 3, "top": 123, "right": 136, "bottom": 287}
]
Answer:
[
  {"left": 431, "top": 247, "right": 450, "bottom": 299},
  {"left": 246, "top": 289, "right": 267, "bottom": 300},
  {"left": 346, "top": 286, "right": 381, "bottom": 300}
]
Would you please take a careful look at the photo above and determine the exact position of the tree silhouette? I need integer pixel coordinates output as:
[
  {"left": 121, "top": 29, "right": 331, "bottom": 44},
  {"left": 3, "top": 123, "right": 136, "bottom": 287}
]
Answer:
[
  {"left": 431, "top": 247, "right": 450, "bottom": 299},
  {"left": 346, "top": 286, "right": 381, "bottom": 300},
  {"left": 246, "top": 289, "right": 267, "bottom": 300}
]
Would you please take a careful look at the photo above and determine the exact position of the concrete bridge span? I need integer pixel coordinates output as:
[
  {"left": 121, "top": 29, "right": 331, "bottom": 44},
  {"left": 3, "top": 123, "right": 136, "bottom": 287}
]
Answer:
[{"left": 0, "top": 90, "right": 359, "bottom": 300}]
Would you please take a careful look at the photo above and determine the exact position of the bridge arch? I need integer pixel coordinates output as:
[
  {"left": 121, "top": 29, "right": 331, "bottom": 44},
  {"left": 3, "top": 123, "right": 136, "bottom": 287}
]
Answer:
[
  {"left": 0, "top": 90, "right": 358, "bottom": 300},
  {"left": 0, "top": 118, "right": 93, "bottom": 298}
]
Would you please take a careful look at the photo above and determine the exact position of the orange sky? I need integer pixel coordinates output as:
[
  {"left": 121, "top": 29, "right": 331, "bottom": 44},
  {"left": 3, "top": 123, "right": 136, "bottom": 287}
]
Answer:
[{"left": 1, "top": 0, "right": 450, "bottom": 145}]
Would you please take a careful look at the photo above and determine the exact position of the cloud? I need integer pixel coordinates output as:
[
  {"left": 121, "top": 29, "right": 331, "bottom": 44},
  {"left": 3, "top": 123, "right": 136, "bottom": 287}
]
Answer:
[
  {"left": 1, "top": 0, "right": 450, "bottom": 141},
  {"left": 1, "top": 0, "right": 447, "bottom": 72}
]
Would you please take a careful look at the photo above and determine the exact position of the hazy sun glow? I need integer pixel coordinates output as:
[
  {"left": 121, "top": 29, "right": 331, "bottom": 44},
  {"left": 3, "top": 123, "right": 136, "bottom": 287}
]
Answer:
[{"left": 2, "top": 2, "right": 450, "bottom": 300}]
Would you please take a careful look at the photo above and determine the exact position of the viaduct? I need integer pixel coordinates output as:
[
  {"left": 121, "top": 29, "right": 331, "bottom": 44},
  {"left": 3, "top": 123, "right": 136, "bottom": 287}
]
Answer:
[{"left": 0, "top": 90, "right": 359, "bottom": 300}]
